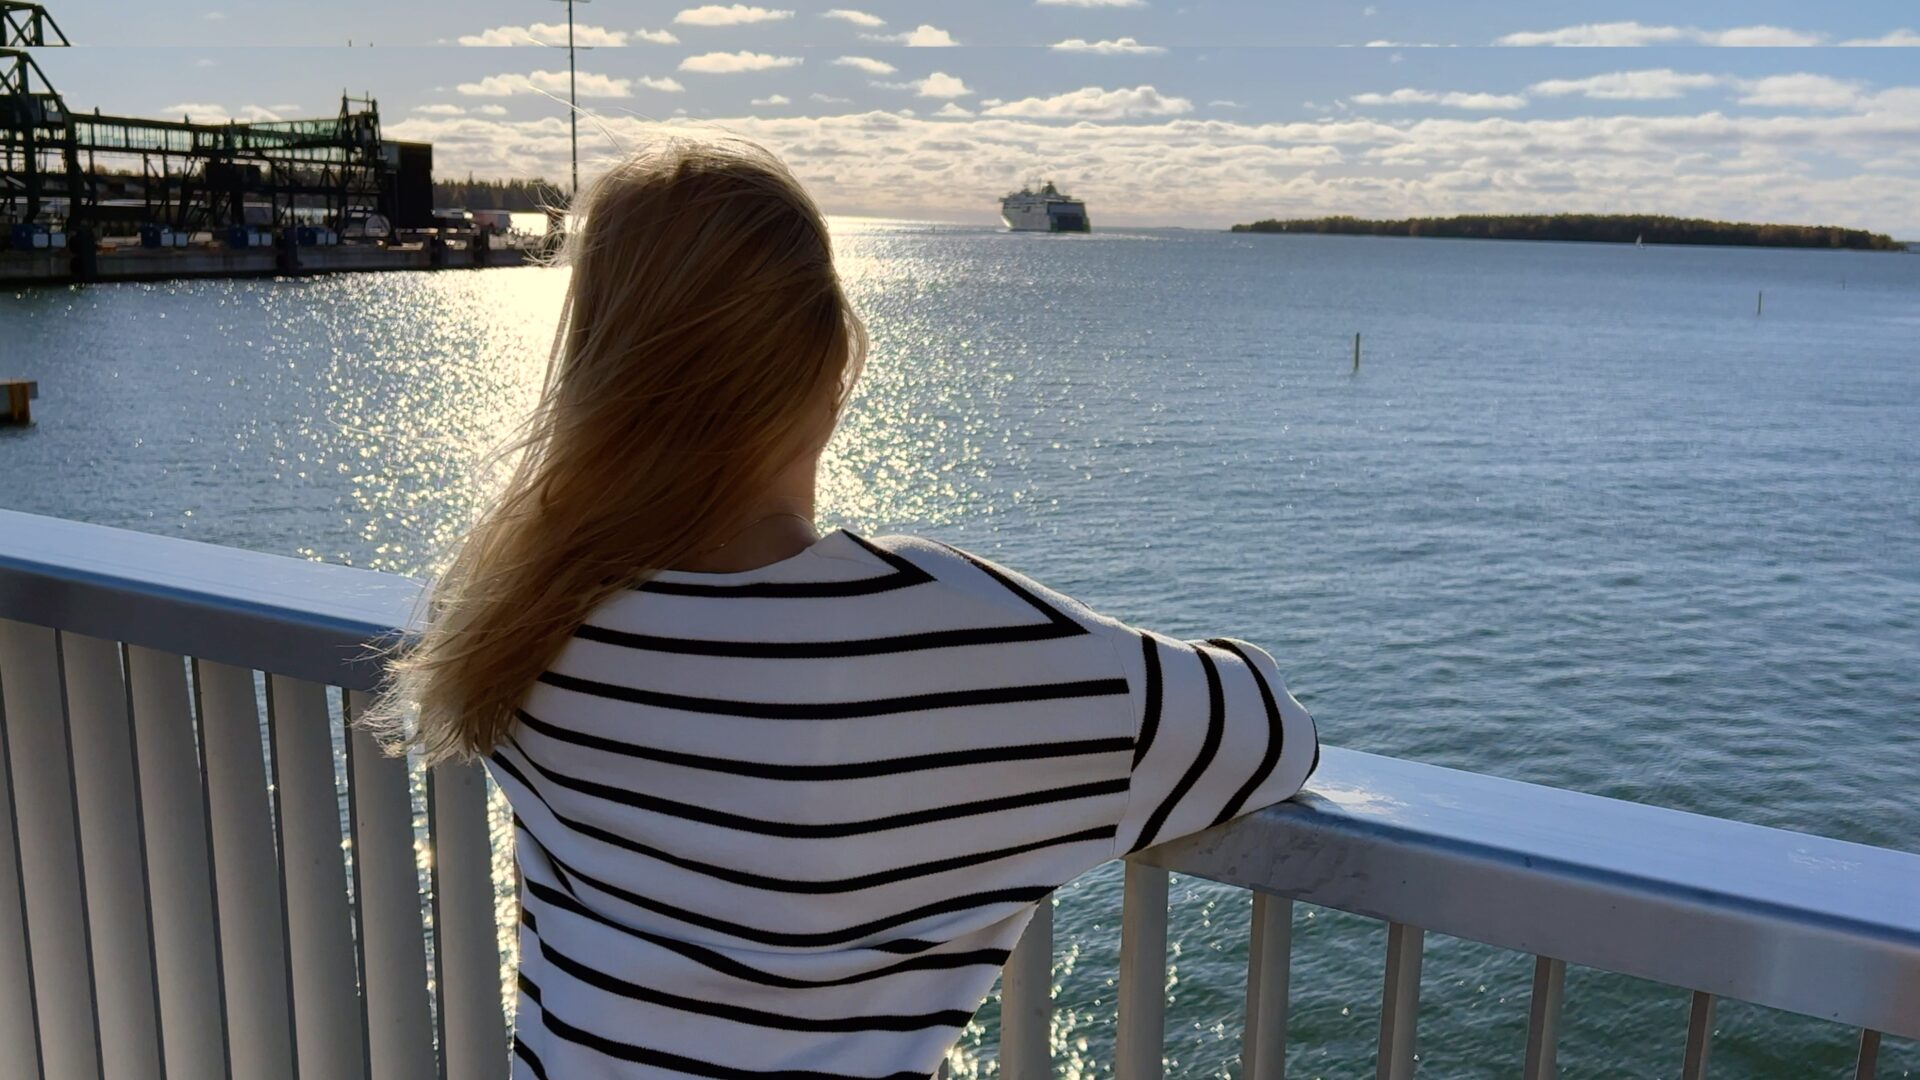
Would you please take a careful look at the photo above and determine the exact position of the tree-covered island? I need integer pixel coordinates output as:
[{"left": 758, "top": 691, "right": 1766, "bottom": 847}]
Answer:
[{"left": 1229, "top": 214, "right": 1902, "bottom": 251}]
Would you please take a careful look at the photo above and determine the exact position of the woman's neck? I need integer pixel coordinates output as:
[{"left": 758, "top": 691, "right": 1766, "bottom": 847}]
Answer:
[{"left": 668, "top": 458, "right": 821, "bottom": 573}]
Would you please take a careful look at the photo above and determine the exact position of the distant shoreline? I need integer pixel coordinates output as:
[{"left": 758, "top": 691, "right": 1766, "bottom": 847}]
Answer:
[{"left": 1229, "top": 214, "right": 1903, "bottom": 252}]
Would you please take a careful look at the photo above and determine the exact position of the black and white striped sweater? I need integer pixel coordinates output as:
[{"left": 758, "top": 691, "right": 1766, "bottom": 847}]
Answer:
[{"left": 491, "top": 530, "right": 1320, "bottom": 1080}]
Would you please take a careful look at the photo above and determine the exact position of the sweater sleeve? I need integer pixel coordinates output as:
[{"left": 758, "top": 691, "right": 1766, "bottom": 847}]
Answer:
[{"left": 1104, "top": 628, "right": 1320, "bottom": 855}]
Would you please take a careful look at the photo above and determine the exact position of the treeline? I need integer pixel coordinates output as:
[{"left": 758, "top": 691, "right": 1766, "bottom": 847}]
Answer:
[
  {"left": 431, "top": 177, "right": 567, "bottom": 212},
  {"left": 1229, "top": 214, "right": 1902, "bottom": 251}
]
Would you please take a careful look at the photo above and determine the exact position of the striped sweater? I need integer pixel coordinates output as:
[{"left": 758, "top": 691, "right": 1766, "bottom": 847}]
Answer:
[{"left": 490, "top": 530, "right": 1320, "bottom": 1080}]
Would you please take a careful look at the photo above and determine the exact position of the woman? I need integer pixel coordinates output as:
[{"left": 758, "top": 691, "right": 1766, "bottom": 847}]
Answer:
[{"left": 380, "top": 138, "right": 1319, "bottom": 1080}]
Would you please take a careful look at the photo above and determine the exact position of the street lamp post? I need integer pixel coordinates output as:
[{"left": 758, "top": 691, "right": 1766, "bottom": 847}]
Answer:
[{"left": 543, "top": 0, "right": 587, "bottom": 199}]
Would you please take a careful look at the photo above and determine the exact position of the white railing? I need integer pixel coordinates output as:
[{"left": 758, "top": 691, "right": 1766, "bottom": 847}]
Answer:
[{"left": 0, "top": 507, "right": 1915, "bottom": 1080}]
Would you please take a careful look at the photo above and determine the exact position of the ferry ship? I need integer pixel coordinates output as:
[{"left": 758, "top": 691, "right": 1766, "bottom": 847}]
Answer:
[{"left": 1000, "top": 181, "right": 1091, "bottom": 233}]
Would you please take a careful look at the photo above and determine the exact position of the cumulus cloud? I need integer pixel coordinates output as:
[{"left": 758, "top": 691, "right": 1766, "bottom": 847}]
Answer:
[
  {"left": 833, "top": 56, "right": 897, "bottom": 75},
  {"left": 752, "top": 94, "right": 792, "bottom": 106},
  {"left": 476, "top": 104, "right": 509, "bottom": 116},
  {"left": 811, "top": 92, "right": 853, "bottom": 104},
  {"left": 935, "top": 103, "right": 974, "bottom": 118},
  {"left": 1530, "top": 70, "right": 1722, "bottom": 101},
  {"left": 162, "top": 103, "right": 285, "bottom": 122},
  {"left": 640, "top": 76, "right": 688, "bottom": 93},
  {"left": 1843, "top": 29, "right": 1920, "bottom": 46},
  {"left": 674, "top": 5, "right": 793, "bottom": 26},
  {"left": 1737, "top": 74, "right": 1867, "bottom": 110},
  {"left": 385, "top": 96, "right": 1920, "bottom": 233},
  {"left": 679, "top": 51, "right": 803, "bottom": 74},
  {"left": 414, "top": 103, "right": 466, "bottom": 115},
  {"left": 457, "top": 22, "right": 633, "bottom": 47},
  {"left": 984, "top": 85, "right": 1192, "bottom": 119},
  {"left": 912, "top": 73, "right": 973, "bottom": 99},
  {"left": 1350, "top": 88, "right": 1528, "bottom": 111},
  {"left": 1051, "top": 37, "right": 1166, "bottom": 55},
  {"left": 864, "top": 25, "right": 957, "bottom": 47},
  {"left": 456, "top": 71, "right": 634, "bottom": 98},
  {"left": 635, "top": 29, "right": 682, "bottom": 45},
  {"left": 822, "top": 9, "right": 884, "bottom": 27},
  {"left": 1496, "top": 21, "right": 1827, "bottom": 47}
]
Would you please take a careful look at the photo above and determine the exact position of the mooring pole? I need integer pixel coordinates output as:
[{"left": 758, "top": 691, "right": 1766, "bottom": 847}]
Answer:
[
  {"left": 1757, "top": 291, "right": 1764, "bottom": 317},
  {"left": 1354, "top": 332, "right": 1362, "bottom": 372},
  {"left": 567, "top": 0, "right": 578, "bottom": 198}
]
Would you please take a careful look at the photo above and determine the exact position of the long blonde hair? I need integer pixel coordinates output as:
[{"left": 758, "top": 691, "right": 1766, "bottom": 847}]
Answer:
[{"left": 369, "top": 137, "right": 865, "bottom": 764}]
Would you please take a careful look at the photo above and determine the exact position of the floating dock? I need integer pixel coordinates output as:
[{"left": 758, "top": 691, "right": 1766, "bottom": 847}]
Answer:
[{"left": 0, "top": 236, "right": 540, "bottom": 287}]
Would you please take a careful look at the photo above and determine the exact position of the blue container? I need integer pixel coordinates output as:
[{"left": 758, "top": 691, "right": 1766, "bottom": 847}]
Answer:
[{"left": 140, "top": 224, "right": 165, "bottom": 249}]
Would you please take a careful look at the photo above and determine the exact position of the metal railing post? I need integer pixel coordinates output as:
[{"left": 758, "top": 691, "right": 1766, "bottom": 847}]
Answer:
[
  {"left": 999, "top": 893, "right": 1053, "bottom": 1080},
  {"left": 1377, "top": 923, "right": 1424, "bottom": 1080},
  {"left": 1116, "top": 863, "right": 1169, "bottom": 1080}
]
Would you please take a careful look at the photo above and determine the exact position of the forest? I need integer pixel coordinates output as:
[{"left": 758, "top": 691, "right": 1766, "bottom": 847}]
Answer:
[
  {"left": 430, "top": 177, "right": 565, "bottom": 212},
  {"left": 1229, "top": 214, "right": 1902, "bottom": 251}
]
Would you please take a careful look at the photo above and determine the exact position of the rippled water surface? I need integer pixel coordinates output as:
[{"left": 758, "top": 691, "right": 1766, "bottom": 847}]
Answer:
[{"left": 4, "top": 224, "right": 1917, "bottom": 1077}]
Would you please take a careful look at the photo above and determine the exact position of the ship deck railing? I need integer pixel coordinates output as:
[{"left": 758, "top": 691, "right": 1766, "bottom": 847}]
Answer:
[{"left": 0, "top": 507, "right": 1913, "bottom": 1080}]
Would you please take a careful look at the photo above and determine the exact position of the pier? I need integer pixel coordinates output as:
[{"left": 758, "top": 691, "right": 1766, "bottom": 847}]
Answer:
[
  {"left": 1, "top": 3, "right": 549, "bottom": 288},
  {"left": 0, "top": 507, "right": 1913, "bottom": 1079}
]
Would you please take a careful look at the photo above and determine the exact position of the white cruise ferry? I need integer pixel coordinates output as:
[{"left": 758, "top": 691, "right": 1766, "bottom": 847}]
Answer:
[{"left": 1000, "top": 181, "right": 1091, "bottom": 233}]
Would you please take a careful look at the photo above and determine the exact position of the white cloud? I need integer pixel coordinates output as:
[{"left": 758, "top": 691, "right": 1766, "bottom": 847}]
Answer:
[
  {"left": 476, "top": 104, "right": 509, "bottom": 116},
  {"left": 1530, "top": 70, "right": 1722, "bottom": 101},
  {"left": 674, "top": 5, "right": 794, "bottom": 26},
  {"left": 1842, "top": 29, "right": 1920, "bottom": 46},
  {"left": 834, "top": 56, "right": 897, "bottom": 75},
  {"left": 455, "top": 70, "right": 634, "bottom": 98},
  {"left": 457, "top": 22, "right": 632, "bottom": 47},
  {"left": 161, "top": 102, "right": 285, "bottom": 122},
  {"left": 1737, "top": 74, "right": 1867, "bottom": 110},
  {"left": 1035, "top": 0, "right": 1146, "bottom": 6},
  {"left": 1496, "top": 21, "right": 1828, "bottom": 47},
  {"left": 865, "top": 25, "right": 957, "bottom": 47},
  {"left": 1210, "top": 100, "right": 1245, "bottom": 109},
  {"left": 811, "top": 92, "right": 853, "bottom": 104},
  {"left": 822, "top": 9, "right": 884, "bottom": 27},
  {"left": 414, "top": 103, "right": 467, "bottom": 115},
  {"left": 1051, "top": 37, "right": 1166, "bottom": 55},
  {"left": 385, "top": 86, "right": 1920, "bottom": 234},
  {"left": 912, "top": 73, "right": 973, "bottom": 99},
  {"left": 640, "top": 76, "right": 688, "bottom": 93},
  {"left": 202, "top": 10, "right": 224, "bottom": 20},
  {"left": 679, "top": 51, "right": 804, "bottom": 74},
  {"left": 752, "top": 94, "right": 792, "bottom": 106},
  {"left": 1350, "top": 88, "right": 1528, "bottom": 111},
  {"left": 984, "top": 85, "right": 1192, "bottom": 119},
  {"left": 636, "top": 28, "right": 682, "bottom": 45},
  {"left": 935, "top": 103, "right": 974, "bottom": 118}
]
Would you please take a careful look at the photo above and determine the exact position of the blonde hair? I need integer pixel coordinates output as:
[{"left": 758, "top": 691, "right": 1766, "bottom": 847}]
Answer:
[{"left": 368, "top": 137, "right": 865, "bottom": 764}]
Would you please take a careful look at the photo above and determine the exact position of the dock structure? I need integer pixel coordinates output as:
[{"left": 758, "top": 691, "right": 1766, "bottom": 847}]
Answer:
[
  {"left": 1, "top": 3, "right": 547, "bottom": 286},
  {"left": 2, "top": 378, "right": 33, "bottom": 423}
]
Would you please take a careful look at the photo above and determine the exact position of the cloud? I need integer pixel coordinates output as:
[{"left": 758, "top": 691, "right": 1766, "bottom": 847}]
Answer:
[
  {"left": 1052, "top": 37, "right": 1166, "bottom": 55},
  {"left": 833, "top": 56, "right": 897, "bottom": 75},
  {"left": 679, "top": 51, "right": 804, "bottom": 74},
  {"left": 1530, "top": 70, "right": 1723, "bottom": 101},
  {"left": 811, "top": 92, "right": 853, "bottom": 104},
  {"left": 935, "top": 103, "right": 974, "bottom": 118},
  {"left": 1209, "top": 100, "right": 1245, "bottom": 109},
  {"left": 1350, "top": 88, "right": 1528, "bottom": 110},
  {"left": 640, "top": 76, "right": 688, "bottom": 93},
  {"left": 456, "top": 70, "right": 634, "bottom": 97},
  {"left": 1035, "top": 0, "right": 1146, "bottom": 6},
  {"left": 984, "top": 85, "right": 1192, "bottom": 119},
  {"left": 414, "top": 103, "right": 467, "bottom": 115},
  {"left": 1842, "top": 29, "right": 1920, "bottom": 47},
  {"left": 476, "top": 104, "right": 509, "bottom": 116},
  {"left": 1495, "top": 21, "right": 1827, "bottom": 47},
  {"left": 161, "top": 103, "right": 286, "bottom": 122},
  {"left": 202, "top": 10, "right": 224, "bottom": 20},
  {"left": 822, "top": 9, "right": 884, "bottom": 27},
  {"left": 674, "top": 5, "right": 794, "bottom": 26},
  {"left": 864, "top": 25, "right": 957, "bottom": 47},
  {"left": 457, "top": 22, "right": 633, "bottom": 47},
  {"left": 752, "top": 94, "right": 792, "bottom": 106},
  {"left": 912, "top": 73, "right": 973, "bottom": 99},
  {"left": 1736, "top": 74, "right": 1867, "bottom": 110},
  {"left": 636, "top": 29, "right": 682, "bottom": 45},
  {"left": 385, "top": 82, "right": 1920, "bottom": 234}
]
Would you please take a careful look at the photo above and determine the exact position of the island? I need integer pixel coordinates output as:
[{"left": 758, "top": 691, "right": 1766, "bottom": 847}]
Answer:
[{"left": 1229, "top": 214, "right": 1902, "bottom": 251}]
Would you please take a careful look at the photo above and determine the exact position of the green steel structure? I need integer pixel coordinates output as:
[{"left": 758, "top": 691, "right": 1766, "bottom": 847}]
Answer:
[{"left": 2, "top": 4, "right": 393, "bottom": 240}]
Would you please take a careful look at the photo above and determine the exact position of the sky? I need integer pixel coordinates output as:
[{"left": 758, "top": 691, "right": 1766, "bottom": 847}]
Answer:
[{"left": 20, "top": 2, "right": 1920, "bottom": 234}]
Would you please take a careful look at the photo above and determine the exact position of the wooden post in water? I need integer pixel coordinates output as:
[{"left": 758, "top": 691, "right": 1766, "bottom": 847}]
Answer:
[
  {"left": 1757, "top": 291, "right": 1764, "bottom": 316},
  {"left": 1353, "top": 333, "right": 1362, "bottom": 372},
  {"left": 2, "top": 380, "right": 36, "bottom": 425}
]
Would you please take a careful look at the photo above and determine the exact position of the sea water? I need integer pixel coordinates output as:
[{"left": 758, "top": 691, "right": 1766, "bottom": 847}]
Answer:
[{"left": 3, "top": 224, "right": 1916, "bottom": 1077}]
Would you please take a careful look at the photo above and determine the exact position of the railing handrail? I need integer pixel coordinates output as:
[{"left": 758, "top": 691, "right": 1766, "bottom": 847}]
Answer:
[
  {"left": 0, "top": 508, "right": 419, "bottom": 691},
  {"left": 1138, "top": 748, "right": 1920, "bottom": 1039},
  {"left": 3, "top": 507, "right": 1917, "bottom": 1043}
]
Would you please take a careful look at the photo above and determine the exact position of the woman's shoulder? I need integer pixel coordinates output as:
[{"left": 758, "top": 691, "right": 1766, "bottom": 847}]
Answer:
[{"left": 853, "top": 532, "right": 1131, "bottom": 638}]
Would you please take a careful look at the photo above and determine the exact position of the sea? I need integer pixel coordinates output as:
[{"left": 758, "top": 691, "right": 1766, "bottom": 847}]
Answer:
[{"left": 3, "top": 223, "right": 1916, "bottom": 1078}]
